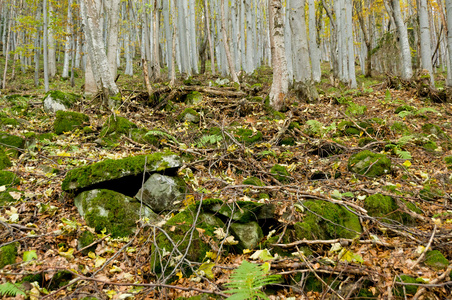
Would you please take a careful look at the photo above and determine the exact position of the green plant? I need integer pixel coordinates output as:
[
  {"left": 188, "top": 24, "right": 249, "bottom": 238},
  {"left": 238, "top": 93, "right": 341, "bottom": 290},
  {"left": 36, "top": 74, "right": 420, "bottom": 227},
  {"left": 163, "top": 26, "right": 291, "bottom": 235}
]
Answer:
[
  {"left": 225, "top": 260, "right": 281, "bottom": 300},
  {"left": 197, "top": 134, "right": 223, "bottom": 147},
  {"left": 144, "top": 130, "right": 179, "bottom": 144},
  {"left": 346, "top": 102, "right": 367, "bottom": 116},
  {"left": 305, "top": 120, "right": 336, "bottom": 137},
  {"left": 0, "top": 282, "right": 26, "bottom": 297}
]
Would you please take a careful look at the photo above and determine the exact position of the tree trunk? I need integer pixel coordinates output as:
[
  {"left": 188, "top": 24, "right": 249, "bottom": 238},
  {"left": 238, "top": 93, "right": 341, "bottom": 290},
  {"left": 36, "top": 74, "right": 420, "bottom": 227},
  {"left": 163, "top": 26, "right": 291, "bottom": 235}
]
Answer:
[
  {"left": 268, "top": 0, "right": 289, "bottom": 111},
  {"left": 417, "top": 0, "right": 434, "bottom": 85},
  {"left": 80, "top": 0, "right": 119, "bottom": 102},
  {"left": 48, "top": 2, "right": 56, "bottom": 78},
  {"left": 105, "top": 0, "right": 121, "bottom": 80},
  {"left": 204, "top": 0, "right": 215, "bottom": 74},
  {"left": 43, "top": 0, "right": 49, "bottom": 92},
  {"left": 390, "top": 0, "right": 413, "bottom": 80},
  {"left": 446, "top": 0, "right": 452, "bottom": 86},
  {"left": 221, "top": 0, "right": 239, "bottom": 83},
  {"left": 62, "top": 0, "right": 73, "bottom": 79},
  {"left": 308, "top": 0, "right": 321, "bottom": 82}
]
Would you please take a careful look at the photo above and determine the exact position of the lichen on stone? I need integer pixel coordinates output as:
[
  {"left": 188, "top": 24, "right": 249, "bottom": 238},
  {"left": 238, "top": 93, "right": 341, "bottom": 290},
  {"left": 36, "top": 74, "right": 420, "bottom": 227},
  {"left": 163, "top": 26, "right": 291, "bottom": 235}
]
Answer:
[{"left": 54, "top": 111, "right": 89, "bottom": 135}]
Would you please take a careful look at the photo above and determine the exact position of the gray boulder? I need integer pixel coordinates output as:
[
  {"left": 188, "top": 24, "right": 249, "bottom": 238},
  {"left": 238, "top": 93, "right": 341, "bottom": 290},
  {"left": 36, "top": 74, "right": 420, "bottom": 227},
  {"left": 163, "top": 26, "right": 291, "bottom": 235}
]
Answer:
[
  {"left": 230, "top": 221, "right": 263, "bottom": 250},
  {"left": 135, "top": 173, "right": 186, "bottom": 212},
  {"left": 43, "top": 90, "right": 81, "bottom": 114},
  {"left": 74, "top": 189, "right": 161, "bottom": 237}
]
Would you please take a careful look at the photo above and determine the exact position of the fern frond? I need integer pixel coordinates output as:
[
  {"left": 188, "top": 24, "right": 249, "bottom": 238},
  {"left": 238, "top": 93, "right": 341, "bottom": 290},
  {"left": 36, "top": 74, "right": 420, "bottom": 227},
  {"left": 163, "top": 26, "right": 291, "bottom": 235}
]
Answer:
[
  {"left": 305, "top": 120, "right": 324, "bottom": 136},
  {"left": 144, "top": 130, "right": 179, "bottom": 144},
  {"left": 397, "top": 111, "right": 413, "bottom": 118},
  {"left": 0, "top": 282, "right": 26, "bottom": 297},
  {"left": 397, "top": 135, "right": 414, "bottom": 147},
  {"left": 417, "top": 107, "right": 440, "bottom": 115},
  {"left": 197, "top": 134, "right": 223, "bottom": 147},
  {"left": 395, "top": 149, "right": 412, "bottom": 160},
  {"left": 225, "top": 261, "right": 281, "bottom": 300}
]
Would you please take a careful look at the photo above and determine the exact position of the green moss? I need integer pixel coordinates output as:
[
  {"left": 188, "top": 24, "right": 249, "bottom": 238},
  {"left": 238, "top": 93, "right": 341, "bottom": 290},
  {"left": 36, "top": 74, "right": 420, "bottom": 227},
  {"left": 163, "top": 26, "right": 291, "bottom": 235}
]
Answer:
[
  {"left": 77, "top": 231, "right": 97, "bottom": 255},
  {"left": 348, "top": 150, "right": 391, "bottom": 177},
  {"left": 130, "top": 128, "right": 160, "bottom": 147},
  {"left": 445, "top": 156, "right": 452, "bottom": 169},
  {"left": 234, "top": 128, "right": 263, "bottom": 144},
  {"left": 280, "top": 136, "right": 295, "bottom": 146},
  {"left": 0, "top": 243, "right": 18, "bottom": 268},
  {"left": 48, "top": 270, "right": 73, "bottom": 290},
  {"left": 288, "top": 122, "right": 301, "bottom": 130},
  {"left": 215, "top": 201, "right": 266, "bottom": 223},
  {"left": 38, "top": 132, "right": 56, "bottom": 141},
  {"left": 185, "top": 91, "right": 203, "bottom": 104},
  {"left": 0, "top": 147, "right": 11, "bottom": 170},
  {"left": 22, "top": 272, "right": 43, "bottom": 284},
  {"left": 390, "top": 122, "right": 409, "bottom": 134},
  {"left": 0, "top": 132, "right": 25, "bottom": 157},
  {"left": 424, "top": 250, "right": 449, "bottom": 270},
  {"left": 0, "top": 188, "right": 22, "bottom": 205},
  {"left": 100, "top": 115, "right": 137, "bottom": 137},
  {"left": 422, "top": 140, "right": 438, "bottom": 151},
  {"left": 0, "top": 171, "right": 20, "bottom": 186},
  {"left": 395, "top": 105, "right": 416, "bottom": 114},
  {"left": 270, "top": 164, "right": 291, "bottom": 183},
  {"left": 243, "top": 176, "right": 265, "bottom": 186},
  {"left": 294, "top": 200, "right": 362, "bottom": 240},
  {"left": 395, "top": 275, "right": 418, "bottom": 296},
  {"left": 45, "top": 90, "right": 81, "bottom": 108},
  {"left": 272, "top": 111, "right": 286, "bottom": 120},
  {"left": 358, "top": 137, "right": 376, "bottom": 147},
  {"left": 54, "top": 111, "right": 89, "bottom": 135},
  {"left": 62, "top": 152, "right": 180, "bottom": 191},
  {"left": 419, "top": 184, "right": 444, "bottom": 201},
  {"left": 0, "top": 117, "right": 20, "bottom": 127},
  {"left": 177, "top": 108, "right": 200, "bottom": 123},
  {"left": 338, "top": 121, "right": 374, "bottom": 136},
  {"left": 151, "top": 209, "right": 224, "bottom": 275},
  {"left": 364, "top": 194, "right": 414, "bottom": 225},
  {"left": 422, "top": 123, "right": 448, "bottom": 139}
]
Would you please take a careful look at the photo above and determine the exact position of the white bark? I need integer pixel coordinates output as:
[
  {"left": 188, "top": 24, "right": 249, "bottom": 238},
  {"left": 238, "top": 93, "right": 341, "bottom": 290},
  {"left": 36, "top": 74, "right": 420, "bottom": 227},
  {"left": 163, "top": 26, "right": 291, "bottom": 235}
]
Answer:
[
  {"left": 105, "top": 0, "right": 121, "bottom": 79},
  {"left": 268, "top": 0, "right": 289, "bottom": 111},
  {"left": 48, "top": 2, "right": 56, "bottom": 78},
  {"left": 62, "top": 0, "right": 73, "bottom": 79},
  {"left": 418, "top": 0, "right": 434, "bottom": 85},
  {"left": 221, "top": 0, "right": 239, "bottom": 83},
  {"left": 289, "top": 0, "right": 311, "bottom": 83},
  {"left": 345, "top": 0, "right": 356, "bottom": 88},
  {"left": 390, "top": 0, "right": 413, "bottom": 80},
  {"left": 43, "top": 0, "right": 49, "bottom": 92},
  {"left": 80, "top": 0, "right": 119, "bottom": 96},
  {"left": 446, "top": 0, "right": 452, "bottom": 86},
  {"left": 308, "top": 0, "right": 321, "bottom": 82}
]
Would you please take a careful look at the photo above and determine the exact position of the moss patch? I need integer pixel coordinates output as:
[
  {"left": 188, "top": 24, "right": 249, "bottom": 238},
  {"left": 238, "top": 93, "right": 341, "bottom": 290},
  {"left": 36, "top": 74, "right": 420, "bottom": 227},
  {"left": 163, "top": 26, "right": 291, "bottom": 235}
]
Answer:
[
  {"left": 45, "top": 90, "right": 81, "bottom": 108},
  {"left": 424, "top": 250, "right": 449, "bottom": 270},
  {"left": 77, "top": 230, "right": 97, "bottom": 255},
  {"left": 0, "top": 243, "right": 18, "bottom": 268},
  {"left": 100, "top": 115, "right": 137, "bottom": 137},
  {"left": 348, "top": 150, "right": 391, "bottom": 177},
  {"left": 270, "top": 164, "right": 291, "bottom": 183},
  {"left": 364, "top": 194, "right": 414, "bottom": 225},
  {"left": 0, "top": 132, "right": 25, "bottom": 157},
  {"left": 422, "top": 123, "right": 448, "bottom": 139},
  {"left": 338, "top": 121, "right": 374, "bottom": 136},
  {"left": 177, "top": 108, "right": 200, "bottom": 123},
  {"left": 0, "top": 188, "right": 22, "bottom": 205},
  {"left": 396, "top": 275, "right": 418, "bottom": 295},
  {"left": 0, "top": 147, "right": 11, "bottom": 170},
  {"left": 294, "top": 200, "right": 362, "bottom": 240},
  {"left": 242, "top": 176, "right": 265, "bottom": 186},
  {"left": 0, "top": 170, "right": 20, "bottom": 186},
  {"left": 234, "top": 128, "right": 263, "bottom": 144},
  {"left": 54, "top": 111, "right": 89, "bottom": 135},
  {"left": 62, "top": 152, "right": 180, "bottom": 192}
]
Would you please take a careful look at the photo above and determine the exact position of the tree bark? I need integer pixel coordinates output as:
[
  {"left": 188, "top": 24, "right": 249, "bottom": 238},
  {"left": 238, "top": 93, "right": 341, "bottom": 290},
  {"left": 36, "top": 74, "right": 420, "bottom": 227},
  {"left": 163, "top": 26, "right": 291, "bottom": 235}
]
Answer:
[
  {"left": 417, "top": 0, "right": 434, "bottom": 85},
  {"left": 268, "top": 0, "right": 289, "bottom": 111},
  {"left": 446, "top": 0, "right": 452, "bottom": 86},
  {"left": 43, "top": 0, "right": 49, "bottom": 92},
  {"left": 221, "top": 0, "right": 239, "bottom": 83},
  {"left": 62, "top": 0, "right": 73, "bottom": 79}
]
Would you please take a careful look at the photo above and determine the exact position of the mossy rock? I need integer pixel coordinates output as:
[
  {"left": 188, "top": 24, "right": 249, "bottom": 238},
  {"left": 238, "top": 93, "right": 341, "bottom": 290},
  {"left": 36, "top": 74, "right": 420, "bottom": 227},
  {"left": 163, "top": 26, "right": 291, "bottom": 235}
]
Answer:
[
  {"left": 279, "top": 136, "right": 296, "bottom": 146},
  {"left": 270, "top": 164, "right": 291, "bottom": 183},
  {"left": 445, "top": 156, "right": 452, "bottom": 169},
  {"left": 77, "top": 230, "right": 97, "bottom": 255},
  {"left": 390, "top": 122, "right": 409, "bottom": 134},
  {"left": 38, "top": 132, "right": 57, "bottom": 141},
  {"left": 338, "top": 121, "right": 374, "bottom": 136},
  {"left": 288, "top": 121, "right": 301, "bottom": 130},
  {"left": 424, "top": 250, "right": 449, "bottom": 270},
  {"left": 100, "top": 115, "right": 137, "bottom": 137},
  {"left": 348, "top": 150, "right": 391, "bottom": 177},
  {"left": 422, "top": 140, "right": 438, "bottom": 152},
  {"left": 364, "top": 194, "right": 415, "bottom": 225},
  {"left": 177, "top": 108, "right": 200, "bottom": 123},
  {"left": 234, "top": 128, "right": 263, "bottom": 144},
  {"left": 294, "top": 200, "right": 362, "bottom": 240},
  {"left": 62, "top": 152, "right": 181, "bottom": 192},
  {"left": 422, "top": 123, "right": 448, "bottom": 139},
  {"left": 0, "top": 243, "right": 18, "bottom": 268},
  {"left": 74, "top": 189, "right": 160, "bottom": 237},
  {"left": 243, "top": 176, "right": 265, "bottom": 186},
  {"left": 0, "top": 132, "right": 25, "bottom": 157},
  {"left": 394, "top": 105, "right": 416, "bottom": 114},
  {"left": 54, "top": 111, "right": 89, "bottom": 135},
  {"left": 48, "top": 270, "right": 74, "bottom": 290},
  {"left": 185, "top": 91, "right": 203, "bottom": 104},
  {"left": 130, "top": 128, "right": 161, "bottom": 147},
  {"left": 419, "top": 184, "right": 444, "bottom": 201},
  {"left": 0, "top": 147, "right": 11, "bottom": 170},
  {"left": 272, "top": 111, "right": 286, "bottom": 120},
  {"left": 208, "top": 199, "right": 274, "bottom": 223},
  {"left": 0, "top": 117, "right": 20, "bottom": 127},
  {"left": 150, "top": 208, "right": 225, "bottom": 275},
  {"left": 358, "top": 137, "right": 376, "bottom": 147},
  {"left": 0, "top": 188, "right": 23, "bottom": 205},
  {"left": 0, "top": 170, "right": 20, "bottom": 186},
  {"left": 230, "top": 221, "right": 263, "bottom": 250},
  {"left": 43, "top": 90, "right": 81, "bottom": 113},
  {"left": 395, "top": 275, "right": 418, "bottom": 296}
]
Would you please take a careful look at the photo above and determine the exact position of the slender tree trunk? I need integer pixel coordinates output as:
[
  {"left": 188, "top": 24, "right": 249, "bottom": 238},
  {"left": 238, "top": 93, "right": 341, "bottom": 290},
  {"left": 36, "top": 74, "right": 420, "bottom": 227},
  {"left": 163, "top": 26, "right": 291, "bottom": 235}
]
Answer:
[
  {"left": 204, "top": 0, "right": 215, "bottom": 74},
  {"left": 390, "top": 0, "right": 413, "bottom": 80},
  {"left": 62, "top": 0, "right": 73, "bottom": 79},
  {"left": 43, "top": 0, "right": 49, "bottom": 92},
  {"left": 417, "top": 0, "right": 434, "bottom": 85},
  {"left": 151, "top": 0, "right": 160, "bottom": 80},
  {"left": 308, "top": 0, "right": 321, "bottom": 82},
  {"left": 170, "top": 0, "right": 177, "bottom": 86},
  {"left": 221, "top": 0, "right": 239, "bottom": 83},
  {"left": 446, "top": 0, "right": 452, "bottom": 86},
  {"left": 268, "top": 0, "right": 289, "bottom": 111},
  {"left": 48, "top": 2, "right": 56, "bottom": 78},
  {"left": 106, "top": 0, "right": 121, "bottom": 79}
]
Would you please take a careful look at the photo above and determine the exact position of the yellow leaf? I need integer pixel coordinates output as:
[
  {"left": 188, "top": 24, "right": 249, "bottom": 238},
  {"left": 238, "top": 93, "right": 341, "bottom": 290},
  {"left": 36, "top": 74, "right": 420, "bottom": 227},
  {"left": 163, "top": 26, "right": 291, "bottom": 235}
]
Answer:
[
  {"left": 243, "top": 249, "right": 253, "bottom": 254},
  {"left": 59, "top": 248, "right": 75, "bottom": 260},
  {"left": 176, "top": 270, "right": 183, "bottom": 279},
  {"left": 403, "top": 160, "right": 412, "bottom": 167},
  {"left": 95, "top": 256, "right": 107, "bottom": 268},
  {"left": 205, "top": 251, "right": 217, "bottom": 259},
  {"left": 198, "top": 262, "right": 215, "bottom": 279},
  {"left": 57, "top": 152, "right": 71, "bottom": 157}
]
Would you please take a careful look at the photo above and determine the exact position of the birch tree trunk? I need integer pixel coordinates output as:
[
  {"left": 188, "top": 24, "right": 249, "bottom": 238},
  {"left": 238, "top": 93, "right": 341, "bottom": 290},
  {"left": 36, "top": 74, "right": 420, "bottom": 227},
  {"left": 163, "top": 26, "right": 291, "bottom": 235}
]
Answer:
[
  {"left": 204, "top": 0, "right": 215, "bottom": 74},
  {"left": 268, "top": 0, "right": 289, "bottom": 111},
  {"left": 308, "top": 0, "right": 321, "bottom": 82},
  {"left": 345, "top": 0, "right": 356, "bottom": 88},
  {"left": 221, "top": 0, "right": 239, "bottom": 83},
  {"left": 418, "top": 0, "right": 434, "bottom": 85},
  {"left": 62, "top": 0, "right": 73, "bottom": 79},
  {"left": 43, "top": 0, "right": 49, "bottom": 92},
  {"left": 105, "top": 0, "right": 120, "bottom": 79},
  {"left": 48, "top": 2, "right": 56, "bottom": 78},
  {"left": 151, "top": 0, "right": 160, "bottom": 80},
  {"left": 390, "top": 0, "right": 413, "bottom": 80},
  {"left": 446, "top": 0, "right": 452, "bottom": 86},
  {"left": 80, "top": 0, "right": 119, "bottom": 101}
]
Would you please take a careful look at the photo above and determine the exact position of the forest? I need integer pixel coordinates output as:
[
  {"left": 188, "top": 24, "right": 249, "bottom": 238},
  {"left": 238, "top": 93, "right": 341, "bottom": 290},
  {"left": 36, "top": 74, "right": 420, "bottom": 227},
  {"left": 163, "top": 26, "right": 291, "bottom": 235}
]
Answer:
[{"left": 0, "top": 0, "right": 451, "bottom": 299}]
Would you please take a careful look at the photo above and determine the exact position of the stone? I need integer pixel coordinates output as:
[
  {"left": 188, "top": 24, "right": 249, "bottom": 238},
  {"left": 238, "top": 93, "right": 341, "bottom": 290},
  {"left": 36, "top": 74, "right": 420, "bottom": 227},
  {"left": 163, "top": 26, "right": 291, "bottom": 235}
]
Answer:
[
  {"left": 424, "top": 250, "right": 449, "bottom": 270},
  {"left": 178, "top": 108, "right": 200, "bottom": 123},
  {"left": 364, "top": 194, "right": 418, "bottom": 225},
  {"left": 348, "top": 150, "right": 391, "bottom": 177},
  {"left": 0, "top": 243, "right": 18, "bottom": 268},
  {"left": 135, "top": 173, "right": 186, "bottom": 212},
  {"left": 62, "top": 152, "right": 181, "bottom": 193},
  {"left": 0, "top": 132, "right": 25, "bottom": 157},
  {"left": 43, "top": 90, "right": 81, "bottom": 114},
  {"left": 230, "top": 221, "right": 263, "bottom": 250},
  {"left": 53, "top": 111, "right": 90, "bottom": 135},
  {"left": 74, "top": 189, "right": 161, "bottom": 237},
  {"left": 270, "top": 164, "right": 291, "bottom": 183}
]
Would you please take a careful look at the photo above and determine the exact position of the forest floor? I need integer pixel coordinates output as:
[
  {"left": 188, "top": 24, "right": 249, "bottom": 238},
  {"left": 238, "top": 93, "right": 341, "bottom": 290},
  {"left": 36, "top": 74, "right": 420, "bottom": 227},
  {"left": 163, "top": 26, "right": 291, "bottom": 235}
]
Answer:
[{"left": 0, "top": 67, "right": 452, "bottom": 300}]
